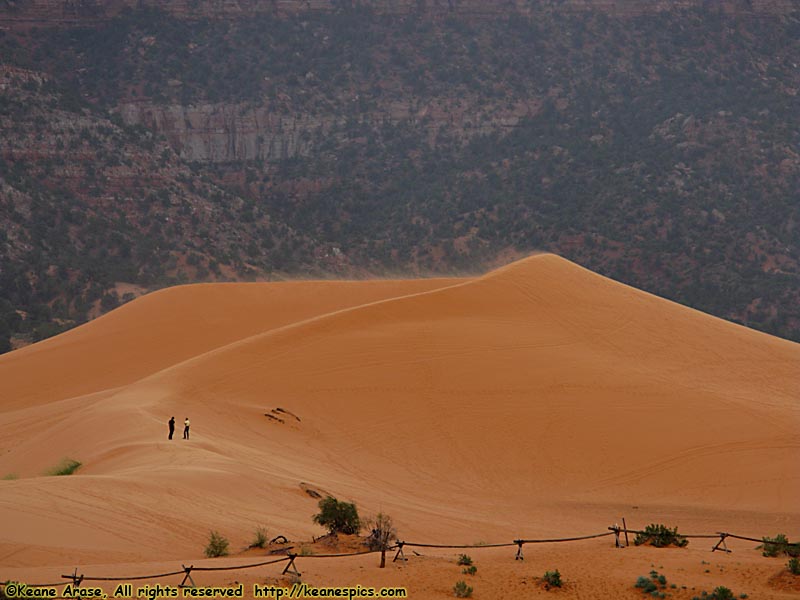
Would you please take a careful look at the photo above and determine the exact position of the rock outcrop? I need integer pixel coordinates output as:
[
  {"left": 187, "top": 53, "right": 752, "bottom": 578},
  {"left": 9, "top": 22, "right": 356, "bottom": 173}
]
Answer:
[{"left": 117, "top": 97, "right": 538, "bottom": 162}]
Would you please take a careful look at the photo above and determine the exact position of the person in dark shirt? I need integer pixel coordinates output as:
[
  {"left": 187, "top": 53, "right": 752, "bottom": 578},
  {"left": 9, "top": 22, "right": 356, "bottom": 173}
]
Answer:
[{"left": 168, "top": 416, "right": 175, "bottom": 440}]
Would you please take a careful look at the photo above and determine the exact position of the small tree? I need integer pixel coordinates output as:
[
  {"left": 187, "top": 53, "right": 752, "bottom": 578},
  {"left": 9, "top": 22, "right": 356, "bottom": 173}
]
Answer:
[
  {"left": 366, "top": 512, "right": 397, "bottom": 568},
  {"left": 313, "top": 496, "right": 360, "bottom": 535}
]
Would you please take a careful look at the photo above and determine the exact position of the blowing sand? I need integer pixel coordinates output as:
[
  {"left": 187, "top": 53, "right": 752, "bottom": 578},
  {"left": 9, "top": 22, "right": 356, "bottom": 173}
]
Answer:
[{"left": 0, "top": 254, "right": 798, "bottom": 599}]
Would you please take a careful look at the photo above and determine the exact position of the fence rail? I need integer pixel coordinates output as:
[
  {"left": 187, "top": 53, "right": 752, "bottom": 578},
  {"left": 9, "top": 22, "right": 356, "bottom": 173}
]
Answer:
[{"left": 2, "top": 523, "right": 797, "bottom": 592}]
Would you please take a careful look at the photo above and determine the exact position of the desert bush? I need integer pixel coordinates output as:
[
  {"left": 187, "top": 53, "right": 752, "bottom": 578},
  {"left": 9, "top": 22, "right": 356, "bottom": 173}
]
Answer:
[
  {"left": 312, "top": 496, "right": 360, "bottom": 535},
  {"left": 788, "top": 557, "right": 800, "bottom": 575},
  {"left": 711, "top": 586, "right": 734, "bottom": 600},
  {"left": 543, "top": 570, "right": 562, "bottom": 589},
  {"left": 204, "top": 530, "right": 229, "bottom": 558},
  {"left": 635, "top": 570, "right": 671, "bottom": 596},
  {"left": 634, "top": 524, "right": 688, "bottom": 548},
  {"left": 462, "top": 565, "right": 477, "bottom": 576},
  {"left": 453, "top": 581, "right": 472, "bottom": 598},
  {"left": 760, "top": 533, "right": 790, "bottom": 557},
  {"left": 1, "top": 474, "right": 17, "bottom": 480},
  {"left": 251, "top": 527, "right": 268, "bottom": 549},
  {"left": 692, "top": 588, "right": 737, "bottom": 600},
  {"left": 635, "top": 575, "right": 657, "bottom": 594},
  {"left": 366, "top": 513, "right": 396, "bottom": 550},
  {"left": 47, "top": 458, "right": 82, "bottom": 476},
  {"left": 457, "top": 554, "right": 473, "bottom": 566}
]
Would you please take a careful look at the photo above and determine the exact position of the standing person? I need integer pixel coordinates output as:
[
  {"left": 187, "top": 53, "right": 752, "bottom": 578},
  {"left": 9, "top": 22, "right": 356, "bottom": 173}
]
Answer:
[
  {"left": 183, "top": 417, "right": 190, "bottom": 440},
  {"left": 168, "top": 416, "right": 175, "bottom": 440}
]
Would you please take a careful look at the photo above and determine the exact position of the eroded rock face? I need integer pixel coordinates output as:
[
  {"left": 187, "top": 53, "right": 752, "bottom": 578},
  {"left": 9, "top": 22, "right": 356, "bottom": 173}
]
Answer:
[
  {"left": 117, "top": 96, "right": 539, "bottom": 162},
  {"left": 0, "top": 0, "right": 795, "bottom": 24},
  {"left": 118, "top": 102, "right": 336, "bottom": 162}
]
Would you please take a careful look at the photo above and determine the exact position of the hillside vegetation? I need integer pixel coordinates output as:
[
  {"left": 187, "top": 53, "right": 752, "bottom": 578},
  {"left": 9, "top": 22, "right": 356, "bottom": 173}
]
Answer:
[{"left": 0, "top": 3, "right": 798, "bottom": 350}]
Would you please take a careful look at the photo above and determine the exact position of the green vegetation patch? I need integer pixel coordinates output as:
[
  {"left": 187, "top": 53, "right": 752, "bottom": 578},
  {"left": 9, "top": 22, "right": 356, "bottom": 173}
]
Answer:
[
  {"left": 634, "top": 524, "right": 688, "bottom": 548},
  {"left": 46, "top": 458, "right": 81, "bottom": 476},
  {"left": 312, "top": 496, "right": 360, "bottom": 535},
  {"left": 204, "top": 530, "right": 229, "bottom": 558}
]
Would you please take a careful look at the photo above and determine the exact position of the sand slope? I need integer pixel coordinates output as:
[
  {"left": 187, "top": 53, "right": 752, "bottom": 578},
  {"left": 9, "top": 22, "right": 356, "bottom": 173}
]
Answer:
[
  {"left": 0, "top": 254, "right": 797, "bottom": 577},
  {"left": 0, "top": 277, "right": 461, "bottom": 410}
]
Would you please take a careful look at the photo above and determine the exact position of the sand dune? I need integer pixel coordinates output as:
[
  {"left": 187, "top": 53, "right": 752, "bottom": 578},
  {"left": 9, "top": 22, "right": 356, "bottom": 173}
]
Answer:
[
  {"left": 0, "top": 278, "right": 461, "bottom": 410},
  {"left": 0, "top": 254, "right": 797, "bottom": 597}
]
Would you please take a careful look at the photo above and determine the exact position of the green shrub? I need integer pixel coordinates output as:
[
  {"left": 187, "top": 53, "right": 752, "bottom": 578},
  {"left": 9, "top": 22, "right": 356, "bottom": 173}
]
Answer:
[
  {"left": 47, "top": 458, "right": 81, "bottom": 476},
  {"left": 1, "top": 474, "right": 17, "bottom": 480},
  {"left": 543, "top": 570, "right": 562, "bottom": 589},
  {"left": 711, "top": 586, "right": 734, "bottom": 600},
  {"left": 204, "top": 530, "right": 229, "bottom": 558},
  {"left": 453, "top": 581, "right": 472, "bottom": 598},
  {"left": 789, "top": 557, "right": 800, "bottom": 575},
  {"left": 760, "top": 534, "right": 790, "bottom": 557},
  {"left": 457, "top": 554, "right": 473, "bottom": 566},
  {"left": 312, "top": 496, "right": 360, "bottom": 535},
  {"left": 634, "top": 524, "right": 688, "bottom": 548},
  {"left": 251, "top": 527, "right": 268, "bottom": 549},
  {"left": 462, "top": 565, "right": 477, "bottom": 575},
  {"left": 636, "top": 576, "right": 658, "bottom": 594}
]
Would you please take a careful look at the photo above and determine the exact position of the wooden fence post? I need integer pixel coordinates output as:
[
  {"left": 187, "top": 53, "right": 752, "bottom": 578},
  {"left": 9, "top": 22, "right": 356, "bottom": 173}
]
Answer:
[
  {"left": 393, "top": 542, "right": 407, "bottom": 562},
  {"left": 179, "top": 565, "right": 196, "bottom": 588},
  {"left": 65, "top": 569, "right": 83, "bottom": 588},
  {"left": 282, "top": 554, "right": 301, "bottom": 577},
  {"left": 712, "top": 533, "right": 731, "bottom": 553},
  {"left": 514, "top": 540, "right": 524, "bottom": 561}
]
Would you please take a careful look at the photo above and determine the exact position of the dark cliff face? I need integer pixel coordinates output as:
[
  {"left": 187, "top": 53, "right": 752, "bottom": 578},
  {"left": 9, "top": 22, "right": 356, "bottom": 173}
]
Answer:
[
  {"left": 0, "top": 2, "right": 799, "bottom": 352},
  {"left": 0, "top": 0, "right": 796, "bottom": 24}
]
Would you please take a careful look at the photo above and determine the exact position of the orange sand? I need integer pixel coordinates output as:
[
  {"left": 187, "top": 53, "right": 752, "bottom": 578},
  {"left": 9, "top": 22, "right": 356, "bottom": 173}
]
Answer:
[{"left": 0, "top": 254, "right": 797, "bottom": 599}]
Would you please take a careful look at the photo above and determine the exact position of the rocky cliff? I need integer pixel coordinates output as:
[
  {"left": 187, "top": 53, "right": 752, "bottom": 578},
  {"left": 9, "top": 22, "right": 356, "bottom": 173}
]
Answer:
[{"left": 117, "top": 98, "right": 538, "bottom": 162}]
